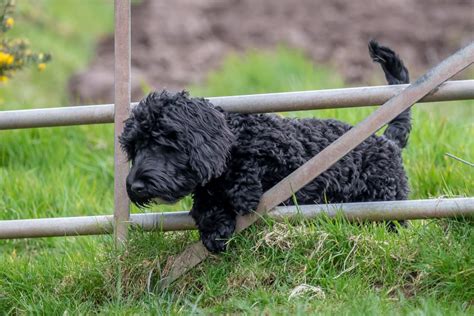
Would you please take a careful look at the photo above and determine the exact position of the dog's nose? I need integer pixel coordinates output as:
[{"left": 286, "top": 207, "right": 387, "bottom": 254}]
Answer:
[{"left": 130, "top": 180, "right": 145, "bottom": 194}]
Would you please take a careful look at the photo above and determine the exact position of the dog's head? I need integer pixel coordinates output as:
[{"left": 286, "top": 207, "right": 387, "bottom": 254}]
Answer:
[{"left": 119, "top": 90, "right": 235, "bottom": 207}]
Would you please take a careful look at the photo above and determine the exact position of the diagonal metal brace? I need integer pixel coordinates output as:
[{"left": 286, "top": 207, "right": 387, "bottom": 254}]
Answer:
[{"left": 157, "top": 42, "right": 474, "bottom": 289}]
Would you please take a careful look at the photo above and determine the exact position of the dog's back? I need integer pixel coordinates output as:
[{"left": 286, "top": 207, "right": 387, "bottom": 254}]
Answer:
[{"left": 223, "top": 40, "right": 411, "bottom": 204}]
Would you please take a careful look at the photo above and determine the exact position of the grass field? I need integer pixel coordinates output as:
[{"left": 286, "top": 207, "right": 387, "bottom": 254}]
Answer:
[{"left": 0, "top": 1, "right": 473, "bottom": 314}]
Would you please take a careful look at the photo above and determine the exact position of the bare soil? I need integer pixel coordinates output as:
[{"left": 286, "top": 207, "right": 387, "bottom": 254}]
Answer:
[{"left": 68, "top": 0, "right": 473, "bottom": 103}]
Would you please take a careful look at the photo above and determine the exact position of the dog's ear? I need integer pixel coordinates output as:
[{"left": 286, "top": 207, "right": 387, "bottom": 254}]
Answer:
[
  {"left": 187, "top": 102, "right": 235, "bottom": 184},
  {"left": 164, "top": 92, "right": 235, "bottom": 184}
]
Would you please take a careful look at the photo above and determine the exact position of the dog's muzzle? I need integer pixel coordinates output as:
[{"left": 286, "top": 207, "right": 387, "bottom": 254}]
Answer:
[
  {"left": 126, "top": 180, "right": 150, "bottom": 204},
  {"left": 126, "top": 180, "right": 178, "bottom": 206}
]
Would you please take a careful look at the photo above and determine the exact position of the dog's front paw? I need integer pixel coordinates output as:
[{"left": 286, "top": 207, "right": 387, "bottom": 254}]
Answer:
[
  {"left": 200, "top": 222, "right": 235, "bottom": 254},
  {"left": 201, "top": 231, "right": 229, "bottom": 253}
]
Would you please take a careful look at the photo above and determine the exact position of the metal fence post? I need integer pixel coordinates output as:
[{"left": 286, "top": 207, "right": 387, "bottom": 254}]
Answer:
[{"left": 113, "top": 0, "right": 131, "bottom": 244}]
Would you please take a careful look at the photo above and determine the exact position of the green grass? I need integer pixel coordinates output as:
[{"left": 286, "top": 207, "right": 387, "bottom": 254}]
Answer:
[{"left": 1, "top": 6, "right": 473, "bottom": 313}]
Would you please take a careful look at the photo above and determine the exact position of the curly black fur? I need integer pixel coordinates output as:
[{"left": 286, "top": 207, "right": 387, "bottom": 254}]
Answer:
[{"left": 120, "top": 41, "right": 412, "bottom": 253}]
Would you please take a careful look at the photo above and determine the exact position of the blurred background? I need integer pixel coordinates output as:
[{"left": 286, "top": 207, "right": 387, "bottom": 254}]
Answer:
[{"left": 1, "top": 0, "right": 473, "bottom": 108}]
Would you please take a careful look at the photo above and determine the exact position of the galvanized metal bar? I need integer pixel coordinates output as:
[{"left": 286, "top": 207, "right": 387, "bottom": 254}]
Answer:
[
  {"left": 0, "top": 198, "right": 472, "bottom": 239},
  {"left": 210, "top": 79, "right": 474, "bottom": 113},
  {"left": 1, "top": 80, "right": 473, "bottom": 130},
  {"left": 0, "top": 104, "right": 115, "bottom": 130},
  {"left": 159, "top": 42, "right": 474, "bottom": 288},
  {"left": 113, "top": 0, "right": 131, "bottom": 243}
]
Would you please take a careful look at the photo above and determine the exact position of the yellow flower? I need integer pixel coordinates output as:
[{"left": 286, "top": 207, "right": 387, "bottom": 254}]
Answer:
[
  {"left": 38, "top": 63, "right": 46, "bottom": 71},
  {"left": 5, "top": 17, "right": 14, "bottom": 28},
  {"left": 0, "top": 52, "right": 14, "bottom": 65},
  {"left": 0, "top": 75, "right": 9, "bottom": 83},
  {"left": 0, "top": 52, "right": 7, "bottom": 63}
]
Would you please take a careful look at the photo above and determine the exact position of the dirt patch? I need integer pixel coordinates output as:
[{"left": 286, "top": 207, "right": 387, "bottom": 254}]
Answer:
[{"left": 68, "top": 0, "right": 473, "bottom": 104}]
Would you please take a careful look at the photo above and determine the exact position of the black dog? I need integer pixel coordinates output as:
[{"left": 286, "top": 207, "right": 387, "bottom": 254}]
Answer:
[{"left": 120, "top": 41, "right": 411, "bottom": 253}]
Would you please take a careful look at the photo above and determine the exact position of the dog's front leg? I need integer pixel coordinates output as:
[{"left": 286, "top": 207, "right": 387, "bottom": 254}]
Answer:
[
  {"left": 225, "top": 161, "right": 263, "bottom": 215},
  {"left": 191, "top": 190, "right": 236, "bottom": 253}
]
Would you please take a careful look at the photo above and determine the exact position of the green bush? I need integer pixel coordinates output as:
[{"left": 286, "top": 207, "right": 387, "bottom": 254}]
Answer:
[{"left": 0, "top": 0, "right": 51, "bottom": 83}]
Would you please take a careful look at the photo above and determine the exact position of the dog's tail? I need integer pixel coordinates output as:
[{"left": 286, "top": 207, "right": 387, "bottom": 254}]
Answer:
[{"left": 369, "top": 40, "right": 411, "bottom": 149}]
